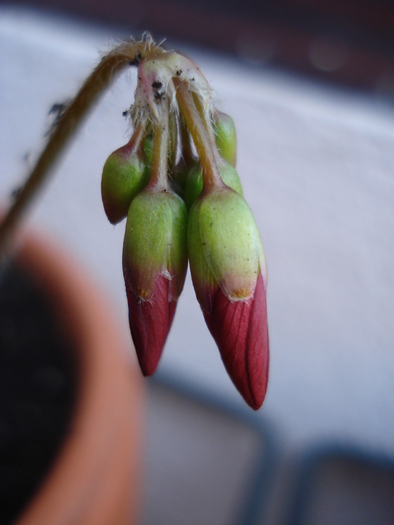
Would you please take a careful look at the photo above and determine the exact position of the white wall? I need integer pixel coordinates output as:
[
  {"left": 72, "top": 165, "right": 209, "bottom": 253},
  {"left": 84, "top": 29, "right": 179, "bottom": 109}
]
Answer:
[{"left": 1, "top": 7, "right": 394, "bottom": 458}]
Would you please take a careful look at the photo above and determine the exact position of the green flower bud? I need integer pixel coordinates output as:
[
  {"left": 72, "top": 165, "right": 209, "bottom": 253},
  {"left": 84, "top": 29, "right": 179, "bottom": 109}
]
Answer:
[
  {"left": 213, "top": 110, "right": 237, "bottom": 167},
  {"left": 170, "top": 157, "right": 199, "bottom": 200},
  {"left": 101, "top": 147, "right": 149, "bottom": 225},
  {"left": 184, "top": 161, "right": 243, "bottom": 210}
]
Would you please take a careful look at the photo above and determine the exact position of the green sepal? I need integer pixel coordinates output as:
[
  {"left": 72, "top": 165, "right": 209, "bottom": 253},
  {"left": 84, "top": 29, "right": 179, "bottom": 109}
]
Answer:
[
  {"left": 123, "top": 188, "right": 188, "bottom": 300},
  {"left": 188, "top": 188, "right": 266, "bottom": 309}
]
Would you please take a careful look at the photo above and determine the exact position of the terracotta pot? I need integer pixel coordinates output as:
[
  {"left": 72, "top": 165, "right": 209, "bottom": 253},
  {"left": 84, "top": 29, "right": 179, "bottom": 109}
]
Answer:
[{"left": 8, "top": 231, "right": 144, "bottom": 525}]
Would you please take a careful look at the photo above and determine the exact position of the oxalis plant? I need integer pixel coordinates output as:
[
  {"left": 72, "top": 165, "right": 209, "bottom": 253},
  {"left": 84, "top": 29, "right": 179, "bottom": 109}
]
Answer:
[{"left": 0, "top": 34, "right": 269, "bottom": 410}]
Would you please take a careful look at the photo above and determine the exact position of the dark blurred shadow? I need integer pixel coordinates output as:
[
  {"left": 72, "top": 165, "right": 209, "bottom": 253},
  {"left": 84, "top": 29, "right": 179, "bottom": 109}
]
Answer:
[
  {"left": 279, "top": 445, "right": 394, "bottom": 525},
  {"left": 142, "top": 372, "right": 278, "bottom": 525}
]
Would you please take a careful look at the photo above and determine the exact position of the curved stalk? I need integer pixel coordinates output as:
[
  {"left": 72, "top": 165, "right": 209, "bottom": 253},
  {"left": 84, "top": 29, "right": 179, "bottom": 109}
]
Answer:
[
  {"left": 173, "top": 78, "right": 223, "bottom": 192},
  {"left": 118, "top": 120, "right": 148, "bottom": 160},
  {"left": 148, "top": 102, "right": 170, "bottom": 191},
  {"left": 0, "top": 39, "right": 165, "bottom": 257},
  {"left": 179, "top": 114, "right": 195, "bottom": 166},
  {"left": 192, "top": 92, "right": 227, "bottom": 168}
]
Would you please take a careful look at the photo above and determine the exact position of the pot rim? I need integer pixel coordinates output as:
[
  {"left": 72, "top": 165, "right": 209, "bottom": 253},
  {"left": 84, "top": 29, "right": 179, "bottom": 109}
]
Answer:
[{"left": 12, "top": 230, "right": 144, "bottom": 525}]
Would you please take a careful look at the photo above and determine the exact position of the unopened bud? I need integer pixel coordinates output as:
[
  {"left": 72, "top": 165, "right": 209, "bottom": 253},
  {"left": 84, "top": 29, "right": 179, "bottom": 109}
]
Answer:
[
  {"left": 188, "top": 187, "right": 269, "bottom": 409},
  {"left": 102, "top": 146, "right": 149, "bottom": 224},
  {"left": 123, "top": 187, "right": 188, "bottom": 375},
  {"left": 213, "top": 110, "right": 237, "bottom": 167}
]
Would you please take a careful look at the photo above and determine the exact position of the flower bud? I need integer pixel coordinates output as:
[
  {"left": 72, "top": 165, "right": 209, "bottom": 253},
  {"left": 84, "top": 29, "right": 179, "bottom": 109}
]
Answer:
[
  {"left": 123, "top": 188, "right": 188, "bottom": 376},
  {"left": 188, "top": 188, "right": 269, "bottom": 409},
  {"left": 184, "top": 161, "right": 243, "bottom": 210},
  {"left": 213, "top": 110, "right": 237, "bottom": 167},
  {"left": 101, "top": 146, "right": 149, "bottom": 225},
  {"left": 169, "top": 159, "right": 190, "bottom": 198}
]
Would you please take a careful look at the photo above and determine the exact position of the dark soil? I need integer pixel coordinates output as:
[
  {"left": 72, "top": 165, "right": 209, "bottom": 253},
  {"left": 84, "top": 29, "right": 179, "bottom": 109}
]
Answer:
[{"left": 0, "top": 262, "right": 77, "bottom": 524}]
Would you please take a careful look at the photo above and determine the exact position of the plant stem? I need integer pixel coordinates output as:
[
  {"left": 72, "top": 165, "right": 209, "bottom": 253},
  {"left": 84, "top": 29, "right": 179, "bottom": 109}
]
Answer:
[
  {"left": 192, "top": 92, "right": 225, "bottom": 167},
  {"left": 148, "top": 104, "right": 170, "bottom": 191},
  {"left": 120, "top": 120, "right": 147, "bottom": 158},
  {"left": 179, "top": 115, "right": 195, "bottom": 166},
  {"left": 173, "top": 78, "right": 223, "bottom": 192},
  {"left": 192, "top": 93, "right": 213, "bottom": 143},
  {"left": 168, "top": 111, "right": 178, "bottom": 171},
  {"left": 0, "top": 39, "right": 165, "bottom": 258}
]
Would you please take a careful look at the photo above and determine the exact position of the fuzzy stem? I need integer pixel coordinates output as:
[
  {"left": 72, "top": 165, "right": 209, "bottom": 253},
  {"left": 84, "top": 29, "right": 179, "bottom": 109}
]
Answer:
[
  {"left": 148, "top": 104, "right": 170, "bottom": 191},
  {"left": 179, "top": 114, "right": 196, "bottom": 167},
  {"left": 192, "top": 93, "right": 213, "bottom": 142},
  {"left": 192, "top": 92, "right": 224, "bottom": 166},
  {"left": 168, "top": 111, "right": 178, "bottom": 171},
  {"left": 120, "top": 120, "right": 147, "bottom": 158},
  {"left": 173, "top": 78, "right": 223, "bottom": 191},
  {"left": 0, "top": 40, "right": 165, "bottom": 257}
]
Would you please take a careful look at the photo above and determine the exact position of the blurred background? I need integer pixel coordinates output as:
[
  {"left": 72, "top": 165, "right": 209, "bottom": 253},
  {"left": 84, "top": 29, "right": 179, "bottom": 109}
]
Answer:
[
  {"left": 1, "top": 0, "right": 394, "bottom": 523},
  {"left": 7, "top": 0, "right": 394, "bottom": 94}
]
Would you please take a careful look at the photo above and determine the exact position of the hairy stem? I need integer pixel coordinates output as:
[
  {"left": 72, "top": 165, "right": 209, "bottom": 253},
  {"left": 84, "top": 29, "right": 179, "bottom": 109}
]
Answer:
[
  {"left": 168, "top": 111, "right": 178, "bottom": 171},
  {"left": 121, "top": 120, "right": 147, "bottom": 158},
  {"left": 179, "top": 114, "right": 195, "bottom": 166},
  {"left": 0, "top": 39, "right": 165, "bottom": 257},
  {"left": 192, "top": 92, "right": 225, "bottom": 167},
  {"left": 148, "top": 103, "right": 170, "bottom": 191},
  {"left": 173, "top": 78, "right": 223, "bottom": 192}
]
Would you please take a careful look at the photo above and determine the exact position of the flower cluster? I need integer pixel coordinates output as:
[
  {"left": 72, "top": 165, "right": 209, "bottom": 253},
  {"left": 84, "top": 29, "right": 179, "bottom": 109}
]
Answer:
[{"left": 101, "top": 38, "right": 269, "bottom": 409}]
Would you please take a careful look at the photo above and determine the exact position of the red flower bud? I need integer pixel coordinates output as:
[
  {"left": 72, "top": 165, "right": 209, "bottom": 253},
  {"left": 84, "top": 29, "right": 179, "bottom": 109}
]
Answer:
[
  {"left": 125, "top": 274, "right": 177, "bottom": 376},
  {"left": 188, "top": 188, "right": 269, "bottom": 409},
  {"left": 123, "top": 188, "right": 188, "bottom": 376},
  {"left": 203, "top": 272, "right": 269, "bottom": 410}
]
